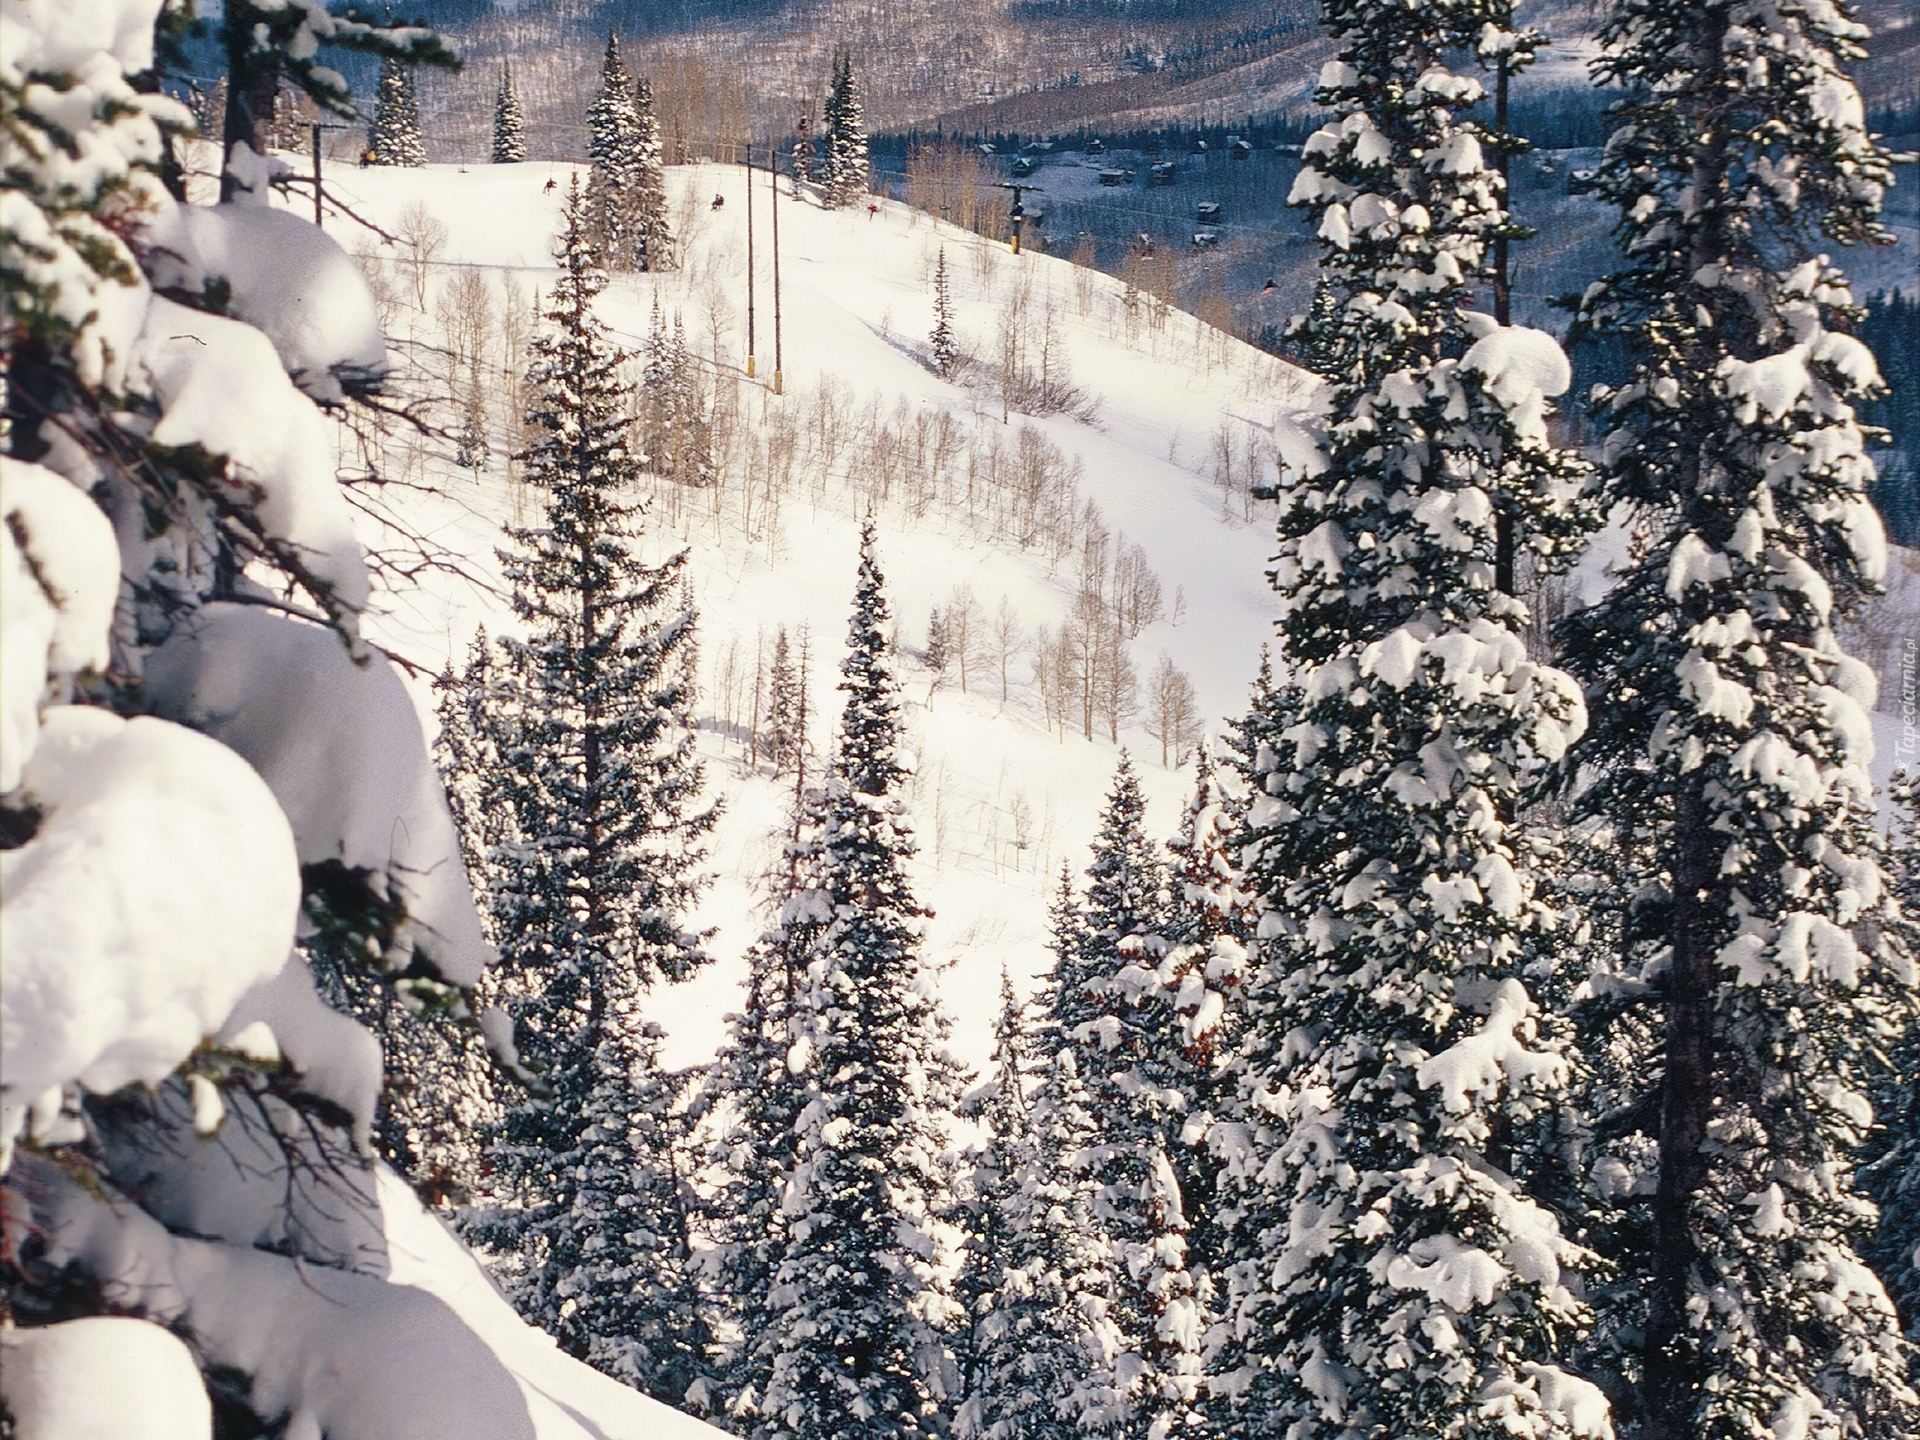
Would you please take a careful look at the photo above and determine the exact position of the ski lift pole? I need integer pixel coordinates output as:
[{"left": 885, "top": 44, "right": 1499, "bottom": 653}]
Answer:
[
  {"left": 771, "top": 142, "right": 784, "bottom": 395},
  {"left": 745, "top": 147, "right": 757, "bottom": 379},
  {"left": 995, "top": 182, "right": 1040, "bottom": 255}
]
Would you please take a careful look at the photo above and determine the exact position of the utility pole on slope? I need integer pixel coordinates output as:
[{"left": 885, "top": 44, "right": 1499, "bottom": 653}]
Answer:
[
  {"left": 745, "top": 148, "right": 757, "bottom": 379},
  {"left": 772, "top": 142, "right": 784, "bottom": 395}
]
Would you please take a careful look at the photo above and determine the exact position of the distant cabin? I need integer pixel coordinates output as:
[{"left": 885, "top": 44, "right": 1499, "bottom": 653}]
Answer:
[
  {"left": 1085, "top": 137, "right": 1105, "bottom": 155},
  {"left": 1567, "top": 168, "right": 1600, "bottom": 195},
  {"left": 1012, "top": 157, "right": 1037, "bottom": 177},
  {"left": 1150, "top": 161, "right": 1178, "bottom": 186},
  {"left": 1191, "top": 229, "right": 1221, "bottom": 248},
  {"left": 1196, "top": 201, "right": 1222, "bottom": 223},
  {"left": 1098, "top": 167, "right": 1130, "bottom": 186},
  {"left": 1229, "top": 138, "right": 1252, "bottom": 160}
]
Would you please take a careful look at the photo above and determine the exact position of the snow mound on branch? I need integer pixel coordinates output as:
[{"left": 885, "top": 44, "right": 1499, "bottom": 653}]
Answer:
[
  {"left": 0, "top": 1317, "right": 212, "bottom": 1440},
  {"left": 0, "top": 706, "right": 299, "bottom": 1165},
  {"left": 1383, "top": 1233, "right": 1504, "bottom": 1309},
  {"left": 0, "top": 0, "right": 163, "bottom": 75},
  {"left": 144, "top": 604, "right": 490, "bottom": 985},
  {"left": 132, "top": 297, "right": 369, "bottom": 619},
  {"left": 1462, "top": 323, "right": 1569, "bottom": 443},
  {"left": 1, "top": 457, "right": 119, "bottom": 791},
  {"left": 220, "top": 954, "right": 386, "bottom": 1149},
  {"left": 1415, "top": 979, "right": 1567, "bottom": 1113},
  {"left": 147, "top": 202, "right": 388, "bottom": 401}
]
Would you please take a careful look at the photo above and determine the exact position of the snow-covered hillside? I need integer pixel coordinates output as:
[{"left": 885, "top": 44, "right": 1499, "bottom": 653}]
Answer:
[{"left": 298, "top": 157, "right": 1318, "bottom": 1072}]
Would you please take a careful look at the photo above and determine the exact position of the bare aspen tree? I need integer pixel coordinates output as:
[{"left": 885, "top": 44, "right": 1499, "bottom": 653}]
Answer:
[
  {"left": 1095, "top": 611, "right": 1138, "bottom": 743},
  {"left": 991, "top": 596, "right": 1022, "bottom": 706},
  {"left": 945, "top": 584, "right": 983, "bottom": 694},
  {"left": 1149, "top": 654, "right": 1200, "bottom": 768},
  {"left": 395, "top": 199, "right": 447, "bottom": 310}
]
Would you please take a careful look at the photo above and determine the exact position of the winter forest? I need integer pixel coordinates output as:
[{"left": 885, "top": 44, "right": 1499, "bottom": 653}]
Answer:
[{"left": 4, "top": 0, "right": 1920, "bottom": 1438}]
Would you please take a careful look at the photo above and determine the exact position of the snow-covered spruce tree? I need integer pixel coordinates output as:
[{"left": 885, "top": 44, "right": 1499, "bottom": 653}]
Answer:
[
  {"left": 670, "top": 313, "right": 714, "bottom": 483},
  {"left": 1864, "top": 771, "right": 1920, "bottom": 1339},
  {"left": 1055, "top": 756, "right": 1208, "bottom": 1439},
  {"left": 957, "top": 967, "right": 1119, "bottom": 1440},
  {"left": 493, "top": 62, "right": 527, "bottom": 163},
  {"left": 757, "top": 522, "right": 969, "bottom": 1440},
  {"left": 960, "top": 913, "right": 1121, "bottom": 1440},
  {"left": 820, "top": 51, "right": 870, "bottom": 210},
  {"left": 703, "top": 771, "right": 833, "bottom": 1428},
  {"left": 630, "top": 74, "right": 675, "bottom": 272},
  {"left": 1156, "top": 748, "right": 1252, "bottom": 1287},
  {"left": 1559, "top": 0, "right": 1919, "bottom": 1431},
  {"left": 764, "top": 626, "right": 807, "bottom": 775},
  {"left": 705, "top": 663, "right": 823, "bottom": 1425},
  {"left": 463, "top": 178, "right": 721, "bottom": 1408},
  {"left": 931, "top": 248, "right": 960, "bottom": 378},
  {"left": 586, "top": 32, "right": 642, "bottom": 266},
  {"left": 587, "top": 31, "right": 638, "bottom": 173},
  {"left": 1206, "top": 4, "right": 1606, "bottom": 1435},
  {"left": 584, "top": 36, "right": 673, "bottom": 271},
  {"left": 642, "top": 304, "right": 715, "bottom": 488},
  {"left": 369, "top": 56, "right": 426, "bottom": 167}
]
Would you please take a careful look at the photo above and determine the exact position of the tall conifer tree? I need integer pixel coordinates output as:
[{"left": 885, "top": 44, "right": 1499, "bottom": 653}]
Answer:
[
  {"left": 463, "top": 179, "right": 719, "bottom": 1406},
  {"left": 820, "top": 52, "right": 870, "bottom": 210},
  {"left": 955, "top": 973, "right": 1117, "bottom": 1440},
  {"left": 492, "top": 63, "right": 527, "bottom": 163},
  {"left": 1208, "top": 0, "right": 1606, "bottom": 1433},
  {"left": 1057, "top": 758, "right": 1208, "bottom": 1439},
  {"left": 756, "top": 523, "right": 968, "bottom": 1440},
  {"left": 369, "top": 56, "right": 425, "bottom": 166},
  {"left": 931, "top": 248, "right": 959, "bottom": 379},
  {"left": 1564, "top": 2, "right": 1916, "bottom": 1426}
]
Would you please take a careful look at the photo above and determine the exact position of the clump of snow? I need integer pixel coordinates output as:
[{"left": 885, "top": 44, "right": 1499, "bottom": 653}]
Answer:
[
  {"left": 144, "top": 604, "right": 490, "bottom": 984},
  {"left": 0, "top": 0, "right": 165, "bottom": 75},
  {"left": 1666, "top": 533, "right": 1733, "bottom": 598},
  {"left": 1415, "top": 980, "right": 1567, "bottom": 1113},
  {"left": 1, "top": 457, "right": 120, "bottom": 790},
  {"left": 146, "top": 202, "right": 388, "bottom": 401},
  {"left": 1521, "top": 1364, "right": 1615, "bottom": 1439},
  {"left": 0, "top": 1316, "right": 212, "bottom": 1440},
  {"left": 1461, "top": 323, "right": 1570, "bottom": 444},
  {"left": 1383, "top": 1233, "right": 1505, "bottom": 1309},
  {"left": 132, "top": 297, "right": 370, "bottom": 621},
  {"left": 220, "top": 954, "right": 386, "bottom": 1148},
  {"left": 0, "top": 706, "right": 299, "bottom": 1166}
]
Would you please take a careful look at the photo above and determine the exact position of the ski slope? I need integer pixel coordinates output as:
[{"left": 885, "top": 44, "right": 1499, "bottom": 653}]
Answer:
[{"left": 308, "top": 158, "right": 1317, "bottom": 1071}]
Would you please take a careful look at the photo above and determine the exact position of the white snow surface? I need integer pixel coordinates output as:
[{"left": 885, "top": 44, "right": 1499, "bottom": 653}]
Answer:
[
  {"left": 132, "top": 296, "right": 370, "bottom": 619},
  {"left": 0, "top": 1317, "right": 212, "bottom": 1440},
  {"left": 309, "top": 158, "right": 1319, "bottom": 1071},
  {"left": 143, "top": 602, "right": 491, "bottom": 985},
  {"left": 0, "top": 706, "right": 299, "bottom": 1165},
  {"left": 0, "top": 456, "right": 120, "bottom": 791},
  {"left": 146, "top": 200, "right": 389, "bottom": 401},
  {"left": 377, "top": 1166, "right": 729, "bottom": 1439}
]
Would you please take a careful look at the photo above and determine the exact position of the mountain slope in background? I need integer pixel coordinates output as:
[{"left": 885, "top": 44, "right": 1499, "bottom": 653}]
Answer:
[{"left": 305, "top": 156, "right": 1316, "bottom": 1070}]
